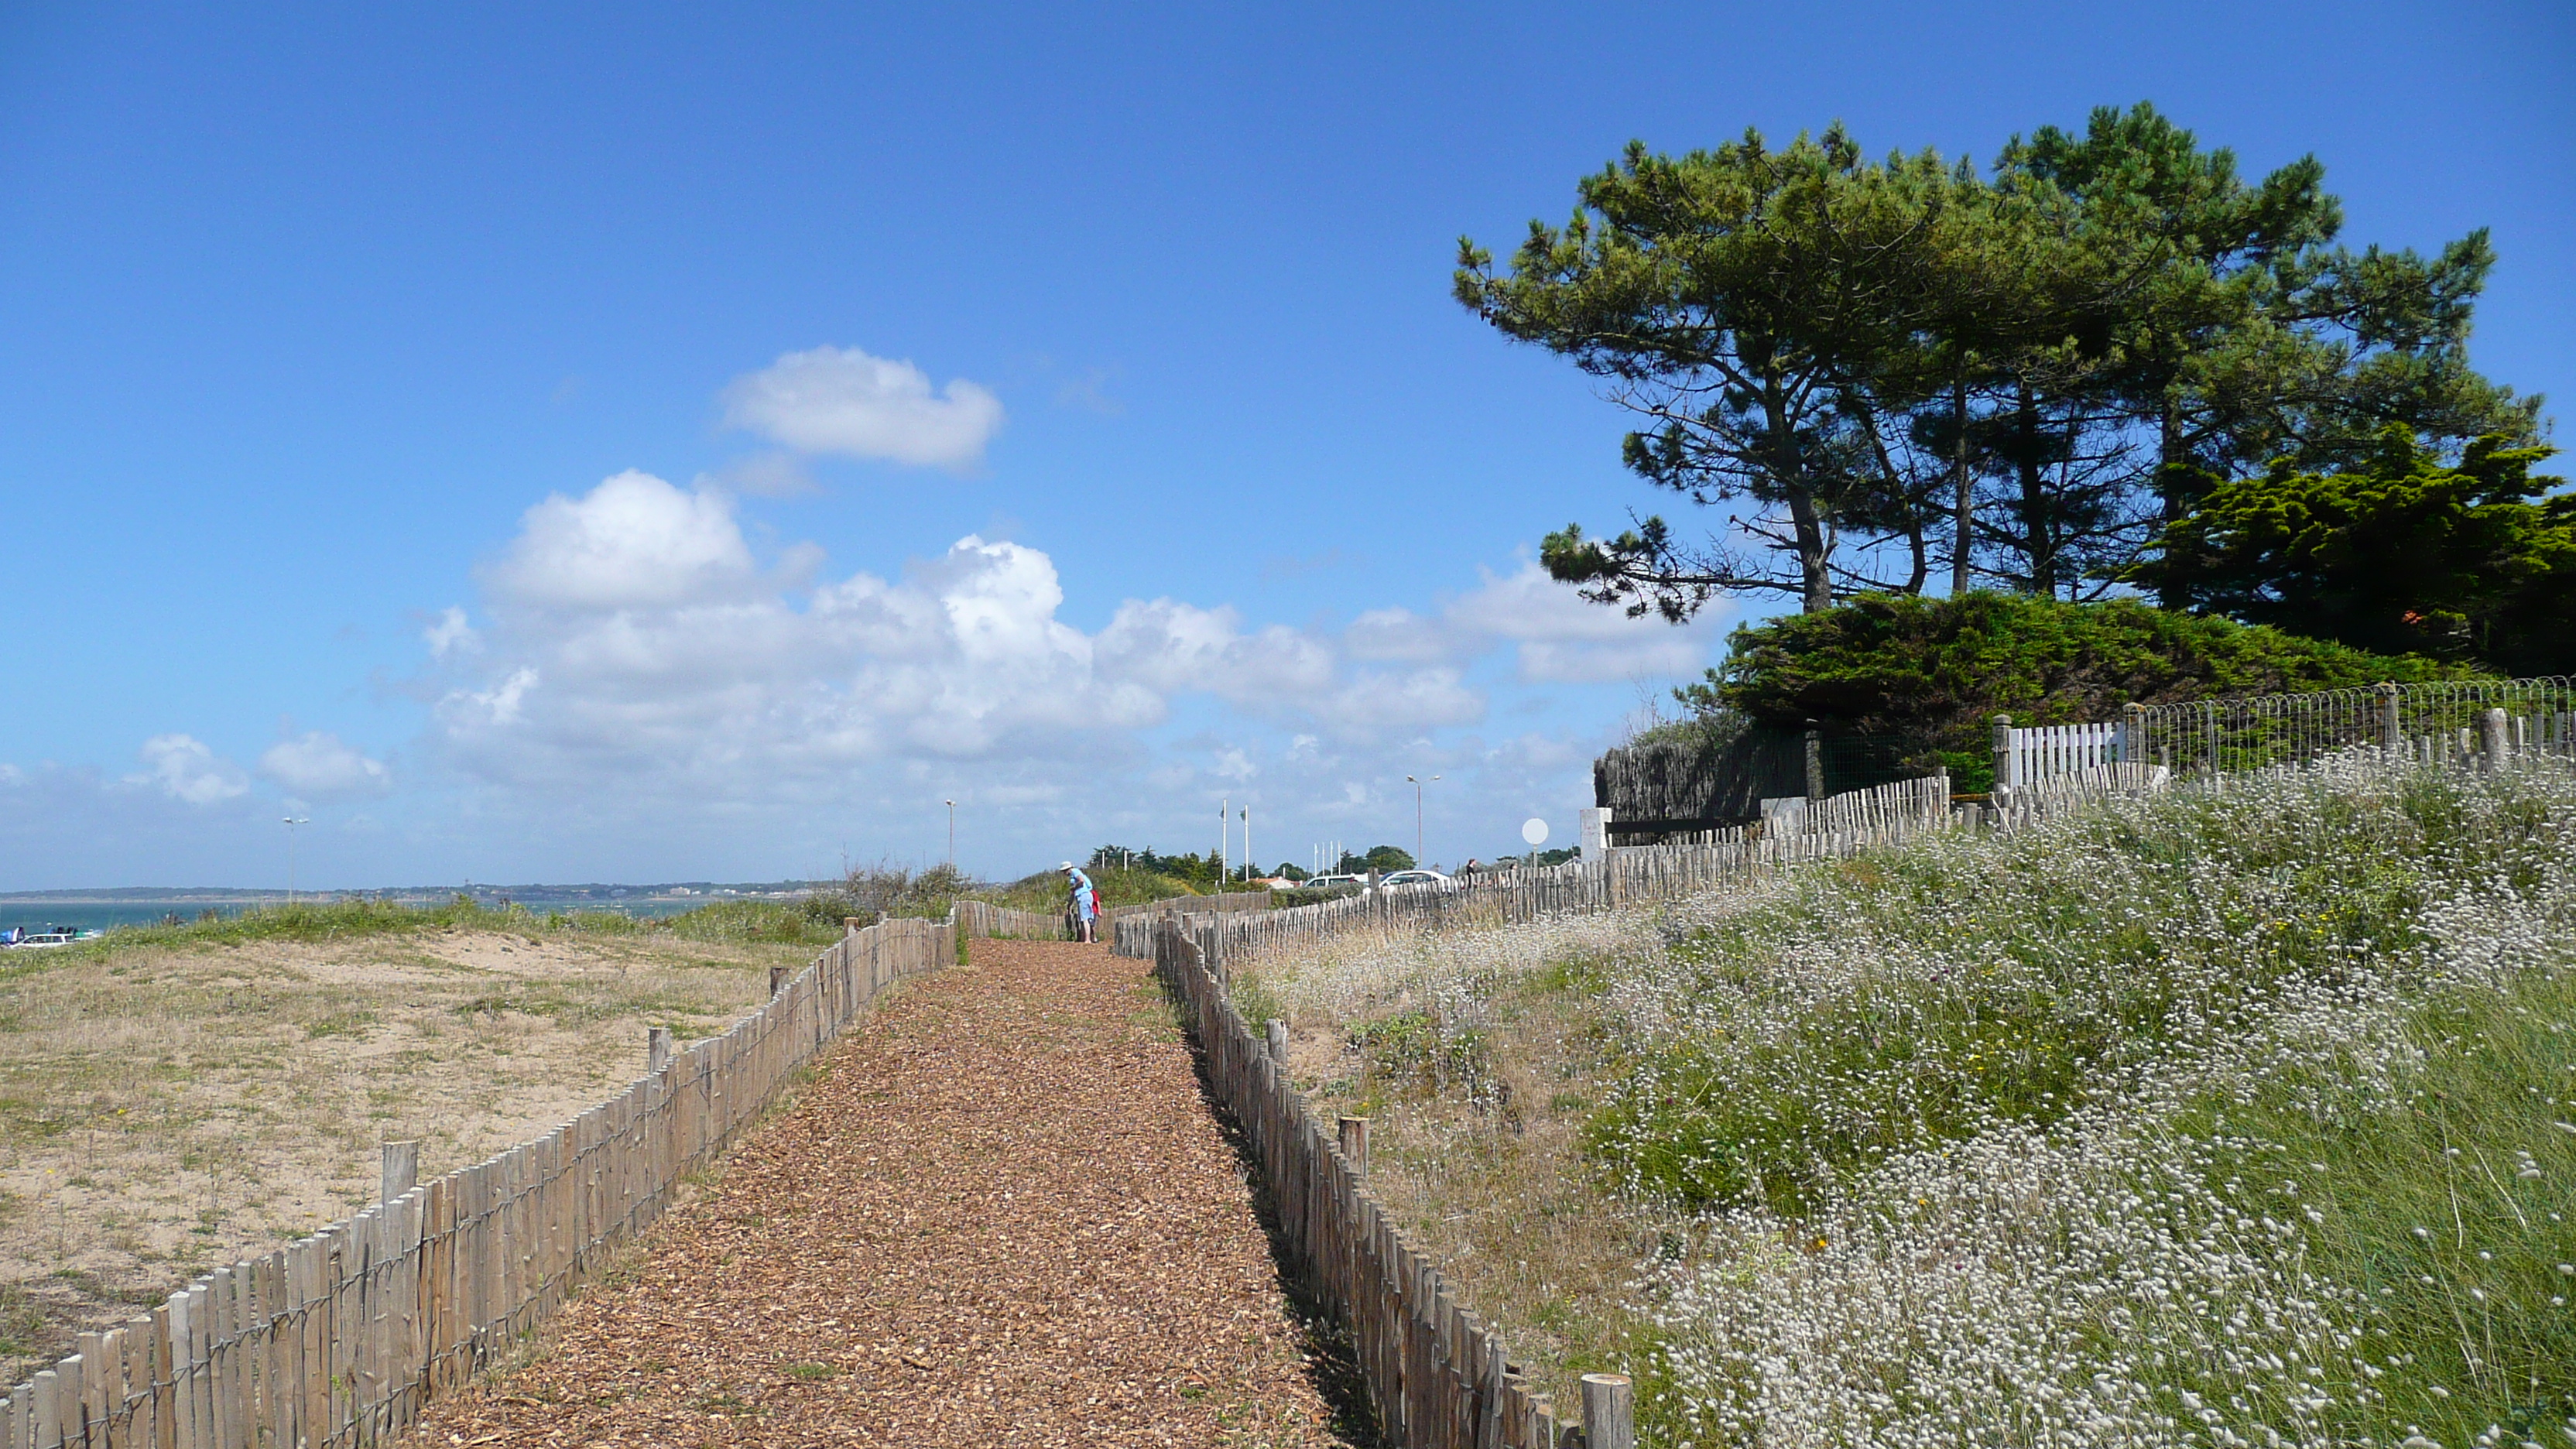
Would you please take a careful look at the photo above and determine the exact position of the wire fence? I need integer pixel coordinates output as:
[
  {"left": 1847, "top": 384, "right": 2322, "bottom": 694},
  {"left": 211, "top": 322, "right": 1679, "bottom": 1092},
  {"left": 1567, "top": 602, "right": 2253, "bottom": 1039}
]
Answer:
[{"left": 2129, "top": 677, "right": 2576, "bottom": 779}]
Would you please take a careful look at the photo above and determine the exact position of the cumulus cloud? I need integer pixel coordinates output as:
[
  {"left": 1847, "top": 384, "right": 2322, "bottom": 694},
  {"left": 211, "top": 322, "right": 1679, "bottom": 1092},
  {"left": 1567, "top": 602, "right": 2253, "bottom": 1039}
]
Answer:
[
  {"left": 130, "top": 735, "right": 249, "bottom": 805},
  {"left": 1095, "top": 600, "right": 1335, "bottom": 704},
  {"left": 259, "top": 732, "right": 392, "bottom": 797},
  {"left": 426, "top": 471, "right": 1524, "bottom": 804},
  {"left": 721, "top": 345, "right": 1003, "bottom": 470},
  {"left": 481, "top": 470, "right": 761, "bottom": 611},
  {"left": 437, "top": 474, "right": 1142, "bottom": 786},
  {"left": 1351, "top": 560, "right": 1726, "bottom": 683}
]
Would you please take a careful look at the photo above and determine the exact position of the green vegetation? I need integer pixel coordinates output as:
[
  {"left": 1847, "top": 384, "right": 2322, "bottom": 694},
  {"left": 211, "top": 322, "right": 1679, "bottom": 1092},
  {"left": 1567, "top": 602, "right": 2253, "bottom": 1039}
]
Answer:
[
  {"left": 2127, "top": 428, "right": 2575, "bottom": 674},
  {"left": 1242, "top": 758, "right": 2576, "bottom": 1445},
  {"left": 1683, "top": 589, "right": 2466, "bottom": 786},
  {"left": 1, "top": 893, "right": 861, "bottom": 979},
  {"left": 1591, "top": 759, "right": 2576, "bottom": 1444},
  {"left": 1081, "top": 842, "right": 1415, "bottom": 891},
  {"left": 1458, "top": 101, "right": 2546, "bottom": 647},
  {"left": 973, "top": 860, "right": 1201, "bottom": 916}
]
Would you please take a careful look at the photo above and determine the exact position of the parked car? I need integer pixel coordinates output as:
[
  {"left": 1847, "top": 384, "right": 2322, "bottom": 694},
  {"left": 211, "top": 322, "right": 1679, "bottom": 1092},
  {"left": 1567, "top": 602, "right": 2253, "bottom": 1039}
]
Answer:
[
  {"left": 1303, "top": 873, "right": 1368, "bottom": 891},
  {"left": 1376, "top": 869, "right": 1451, "bottom": 889}
]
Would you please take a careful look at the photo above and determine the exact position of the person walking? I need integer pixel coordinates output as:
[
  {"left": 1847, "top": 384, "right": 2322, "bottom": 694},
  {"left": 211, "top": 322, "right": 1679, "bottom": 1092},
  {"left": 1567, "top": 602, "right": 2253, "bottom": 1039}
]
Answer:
[{"left": 1061, "top": 862, "right": 1099, "bottom": 943}]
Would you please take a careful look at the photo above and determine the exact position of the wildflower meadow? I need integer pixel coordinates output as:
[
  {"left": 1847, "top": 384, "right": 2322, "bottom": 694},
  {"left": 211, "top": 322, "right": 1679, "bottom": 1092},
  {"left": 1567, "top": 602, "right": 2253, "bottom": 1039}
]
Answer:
[{"left": 1239, "top": 755, "right": 2576, "bottom": 1449}]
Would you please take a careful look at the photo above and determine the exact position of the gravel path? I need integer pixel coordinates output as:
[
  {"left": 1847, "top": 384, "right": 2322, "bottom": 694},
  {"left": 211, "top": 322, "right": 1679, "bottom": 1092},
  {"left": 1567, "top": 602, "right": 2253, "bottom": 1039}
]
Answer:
[{"left": 412, "top": 939, "right": 1359, "bottom": 1447}]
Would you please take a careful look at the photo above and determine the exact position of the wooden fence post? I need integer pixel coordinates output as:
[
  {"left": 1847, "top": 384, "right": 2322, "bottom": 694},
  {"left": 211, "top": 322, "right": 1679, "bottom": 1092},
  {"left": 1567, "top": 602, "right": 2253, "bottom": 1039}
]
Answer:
[
  {"left": 2481, "top": 706, "right": 2509, "bottom": 766},
  {"left": 1582, "top": 1372, "right": 1635, "bottom": 1449},
  {"left": 381, "top": 1142, "right": 419, "bottom": 1204},
  {"left": 2376, "top": 680, "right": 2402, "bottom": 751},
  {"left": 646, "top": 1027, "right": 673, "bottom": 1076},
  {"left": 1338, "top": 1116, "right": 1369, "bottom": 1170},
  {"left": 768, "top": 964, "right": 790, "bottom": 997},
  {"left": 1802, "top": 725, "right": 1824, "bottom": 801},
  {"left": 1992, "top": 714, "right": 2014, "bottom": 799},
  {"left": 1266, "top": 1019, "right": 1288, "bottom": 1066}
]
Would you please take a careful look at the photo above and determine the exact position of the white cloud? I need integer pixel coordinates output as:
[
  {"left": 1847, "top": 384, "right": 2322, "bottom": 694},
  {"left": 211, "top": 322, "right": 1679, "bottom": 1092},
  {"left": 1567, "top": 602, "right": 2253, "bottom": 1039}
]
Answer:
[
  {"left": 1418, "top": 561, "right": 1726, "bottom": 683},
  {"left": 258, "top": 732, "right": 392, "bottom": 797},
  {"left": 721, "top": 345, "right": 1003, "bottom": 470},
  {"left": 426, "top": 471, "right": 1532, "bottom": 807},
  {"left": 1095, "top": 600, "right": 1335, "bottom": 704},
  {"left": 440, "top": 667, "right": 539, "bottom": 731},
  {"left": 423, "top": 606, "right": 478, "bottom": 659},
  {"left": 130, "top": 735, "right": 249, "bottom": 805},
  {"left": 481, "top": 471, "right": 760, "bottom": 611},
  {"left": 435, "top": 474, "right": 1156, "bottom": 785}
]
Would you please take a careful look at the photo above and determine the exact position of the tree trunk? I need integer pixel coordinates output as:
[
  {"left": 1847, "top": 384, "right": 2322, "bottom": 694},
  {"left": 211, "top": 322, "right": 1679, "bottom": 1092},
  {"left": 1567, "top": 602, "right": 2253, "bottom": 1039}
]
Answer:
[
  {"left": 1787, "top": 488, "right": 1833, "bottom": 612},
  {"left": 2016, "top": 385, "right": 2054, "bottom": 596},
  {"left": 2153, "top": 396, "right": 2187, "bottom": 608},
  {"left": 1949, "top": 378, "right": 1973, "bottom": 595}
]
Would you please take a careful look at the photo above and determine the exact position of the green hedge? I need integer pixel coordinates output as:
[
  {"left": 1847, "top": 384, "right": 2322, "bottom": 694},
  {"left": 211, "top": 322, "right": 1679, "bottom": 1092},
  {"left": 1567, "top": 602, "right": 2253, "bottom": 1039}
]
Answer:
[{"left": 1689, "top": 592, "right": 2472, "bottom": 782}]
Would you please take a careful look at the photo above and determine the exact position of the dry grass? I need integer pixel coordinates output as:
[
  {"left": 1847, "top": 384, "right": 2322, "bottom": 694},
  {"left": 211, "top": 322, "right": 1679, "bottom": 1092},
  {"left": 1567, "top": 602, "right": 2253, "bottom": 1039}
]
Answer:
[
  {"left": 1246, "top": 917, "right": 1670, "bottom": 1413},
  {"left": 0, "top": 925, "right": 815, "bottom": 1386}
]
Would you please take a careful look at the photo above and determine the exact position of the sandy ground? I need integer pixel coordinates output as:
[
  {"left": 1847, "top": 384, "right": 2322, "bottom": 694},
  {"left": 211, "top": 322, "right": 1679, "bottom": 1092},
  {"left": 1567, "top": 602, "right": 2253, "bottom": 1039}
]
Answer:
[
  {"left": 0, "top": 926, "right": 809, "bottom": 1386},
  {"left": 409, "top": 939, "right": 1365, "bottom": 1447}
]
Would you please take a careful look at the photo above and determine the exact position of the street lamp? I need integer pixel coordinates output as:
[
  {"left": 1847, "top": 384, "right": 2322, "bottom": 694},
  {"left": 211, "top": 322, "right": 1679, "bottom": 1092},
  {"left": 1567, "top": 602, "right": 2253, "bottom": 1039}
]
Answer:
[
  {"left": 944, "top": 800, "right": 956, "bottom": 868},
  {"left": 1403, "top": 775, "right": 1440, "bottom": 868},
  {"left": 281, "top": 817, "right": 310, "bottom": 906}
]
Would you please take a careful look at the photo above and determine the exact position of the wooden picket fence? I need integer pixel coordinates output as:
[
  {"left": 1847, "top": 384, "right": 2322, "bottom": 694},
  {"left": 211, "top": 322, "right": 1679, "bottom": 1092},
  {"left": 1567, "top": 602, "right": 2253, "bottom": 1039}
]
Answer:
[
  {"left": 1987, "top": 760, "right": 2171, "bottom": 827},
  {"left": 1995, "top": 720, "right": 2128, "bottom": 790},
  {"left": 0, "top": 912, "right": 983, "bottom": 1449},
  {"left": 1151, "top": 922, "right": 1625, "bottom": 1448}
]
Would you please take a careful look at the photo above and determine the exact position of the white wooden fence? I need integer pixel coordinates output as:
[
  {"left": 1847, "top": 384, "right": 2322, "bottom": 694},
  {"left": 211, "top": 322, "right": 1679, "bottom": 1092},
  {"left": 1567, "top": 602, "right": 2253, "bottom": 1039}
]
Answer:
[
  {"left": 1993, "top": 718, "right": 2131, "bottom": 793},
  {"left": 0, "top": 904, "right": 1054, "bottom": 1449}
]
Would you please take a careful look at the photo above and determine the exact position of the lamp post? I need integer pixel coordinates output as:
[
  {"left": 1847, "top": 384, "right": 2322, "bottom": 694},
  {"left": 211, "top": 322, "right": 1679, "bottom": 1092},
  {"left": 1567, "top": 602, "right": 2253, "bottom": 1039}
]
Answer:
[
  {"left": 282, "top": 817, "right": 310, "bottom": 906},
  {"left": 944, "top": 800, "right": 955, "bottom": 868},
  {"left": 1403, "top": 775, "right": 1440, "bottom": 868}
]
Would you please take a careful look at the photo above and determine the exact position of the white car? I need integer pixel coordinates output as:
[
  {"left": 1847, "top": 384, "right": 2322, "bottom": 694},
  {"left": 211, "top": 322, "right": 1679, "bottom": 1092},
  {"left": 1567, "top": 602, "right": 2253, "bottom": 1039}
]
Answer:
[
  {"left": 1303, "top": 873, "right": 1368, "bottom": 890},
  {"left": 1376, "top": 869, "right": 1451, "bottom": 889}
]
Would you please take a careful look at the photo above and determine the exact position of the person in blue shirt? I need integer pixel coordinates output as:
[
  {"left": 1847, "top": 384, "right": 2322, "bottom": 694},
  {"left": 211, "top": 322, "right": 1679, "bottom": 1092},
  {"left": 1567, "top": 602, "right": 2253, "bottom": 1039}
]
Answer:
[{"left": 1060, "top": 862, "right": 1098, "bottom": 943}]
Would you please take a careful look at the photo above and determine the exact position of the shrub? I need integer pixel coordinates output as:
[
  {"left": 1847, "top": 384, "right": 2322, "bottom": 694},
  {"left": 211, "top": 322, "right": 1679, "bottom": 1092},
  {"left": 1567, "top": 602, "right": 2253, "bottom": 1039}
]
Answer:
[{"left": 1688, "top": 591, "right": 2471, "bottom": 782}]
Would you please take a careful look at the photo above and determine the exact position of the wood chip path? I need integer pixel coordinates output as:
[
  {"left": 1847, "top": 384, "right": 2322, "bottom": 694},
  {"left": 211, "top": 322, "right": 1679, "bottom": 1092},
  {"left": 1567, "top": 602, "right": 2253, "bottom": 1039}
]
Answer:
[{"left": 410, "top": 939, "right": 1361, "bottom": 1447}]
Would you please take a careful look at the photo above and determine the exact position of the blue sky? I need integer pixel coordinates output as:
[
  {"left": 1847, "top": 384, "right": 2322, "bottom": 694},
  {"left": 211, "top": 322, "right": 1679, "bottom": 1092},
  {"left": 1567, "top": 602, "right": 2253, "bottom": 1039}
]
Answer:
[{"left": 2, "top": 1, "right": 2567, "bottom": 890}]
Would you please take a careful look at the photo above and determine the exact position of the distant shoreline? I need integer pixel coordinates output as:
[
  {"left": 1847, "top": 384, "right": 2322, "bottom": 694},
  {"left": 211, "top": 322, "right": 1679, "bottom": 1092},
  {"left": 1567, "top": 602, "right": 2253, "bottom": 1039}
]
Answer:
[
  {"left": 0, "top": 882, "right": 830, "bottom": 902},
  {"left": 0, "top": 883, "right": 831, "bottom": 933}
]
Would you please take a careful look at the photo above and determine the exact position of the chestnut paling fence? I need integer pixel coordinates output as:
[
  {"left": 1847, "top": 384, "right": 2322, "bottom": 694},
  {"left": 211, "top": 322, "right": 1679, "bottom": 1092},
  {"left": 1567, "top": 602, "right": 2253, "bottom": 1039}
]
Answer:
[
  {"left": 1152, "top": 922, "right": 1632, "bottom": 1449},
  {"left": 1103, "top": 889, "right": 1274, "bottom": 924},
  {"left": 0, "top": 902, "right": 1060, "bottom": 1449},
  {"left": 1118, "top": 679, "right": 2576, "bottom": 1447},
  {"left": 1114, "top": 773, "right": 1965, "bottom": 1448},
  {"left": 43, "top": 680, "right": 2547, "bottom": 1449},
  {"left": 1111, "top": 775, "right": 1958, "bottom": 962}
]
